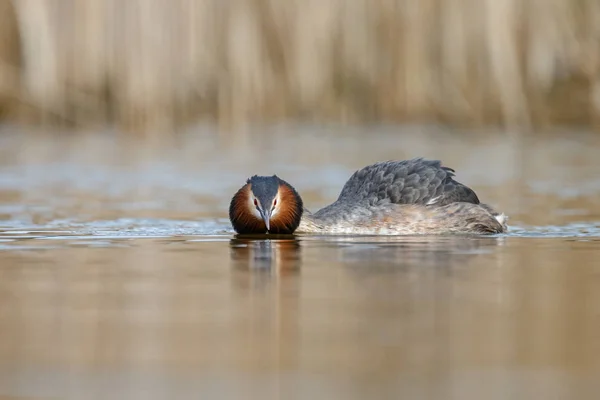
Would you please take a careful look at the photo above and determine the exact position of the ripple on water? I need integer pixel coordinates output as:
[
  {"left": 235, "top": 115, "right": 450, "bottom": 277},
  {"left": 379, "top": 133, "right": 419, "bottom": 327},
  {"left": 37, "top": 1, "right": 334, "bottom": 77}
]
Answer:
[
  {"left": 0, "top": 218, "right": 600, "bottom": 251},
  {"left": 0, "top": 218, "right": 231, "bottom": 236},
  {"left": 508, "top": 222, "right": 600, "bottom": 238}
]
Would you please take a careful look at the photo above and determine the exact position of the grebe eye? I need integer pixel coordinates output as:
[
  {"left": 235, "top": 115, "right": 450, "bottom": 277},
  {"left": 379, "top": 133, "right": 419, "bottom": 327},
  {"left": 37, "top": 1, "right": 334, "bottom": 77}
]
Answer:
[
  {"left": 253, "top": 199, "right": 258, "bottom": 207},
  {"left": 273, "top": 199, "right": 277, "bottom": 207}
]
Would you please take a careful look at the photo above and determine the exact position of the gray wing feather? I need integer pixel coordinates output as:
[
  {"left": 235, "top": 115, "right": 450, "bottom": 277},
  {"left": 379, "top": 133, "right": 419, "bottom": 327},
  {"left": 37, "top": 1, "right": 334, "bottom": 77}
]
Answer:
[{"left": 336, "top": 158, "right": 480, "bottom": 206}]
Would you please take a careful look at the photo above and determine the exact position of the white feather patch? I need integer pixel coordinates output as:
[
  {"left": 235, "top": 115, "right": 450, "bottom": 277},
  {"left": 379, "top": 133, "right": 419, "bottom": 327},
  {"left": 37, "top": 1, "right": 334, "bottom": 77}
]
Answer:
[
  {"left": 426, "top": 196, "right": 441, "bottom": 205},
  {"left": 495, "top": 213, "right": 508, "bottom": 225},
  {"left": 249, "top": 196, "right": 262, "bottom": 219}
]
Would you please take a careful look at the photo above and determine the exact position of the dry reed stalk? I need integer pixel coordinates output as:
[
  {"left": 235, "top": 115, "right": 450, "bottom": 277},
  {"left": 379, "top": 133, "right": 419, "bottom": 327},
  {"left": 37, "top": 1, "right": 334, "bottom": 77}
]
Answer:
[
  {"left": 0, "top": 0, "right": 598, "bottom": 132},
  {"left": 0, "top": 0, "right": 21, "bottom": 117}
]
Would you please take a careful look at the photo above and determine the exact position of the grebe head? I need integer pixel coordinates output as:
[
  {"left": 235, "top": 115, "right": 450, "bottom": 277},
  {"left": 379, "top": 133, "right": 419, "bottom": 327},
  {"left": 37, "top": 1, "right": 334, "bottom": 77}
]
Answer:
[{"left": 229, "top": 175, "right": 303, "bottom": 234}]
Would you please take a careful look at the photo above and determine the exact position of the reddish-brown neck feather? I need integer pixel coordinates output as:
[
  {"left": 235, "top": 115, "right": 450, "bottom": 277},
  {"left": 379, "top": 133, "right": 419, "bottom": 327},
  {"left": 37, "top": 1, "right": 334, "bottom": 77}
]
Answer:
[
  {"left": 269, "top": 183, "right": 303, "bottom": 234},
  {"left": 229, "top": 184, "right": 267, "bottom": 234}
]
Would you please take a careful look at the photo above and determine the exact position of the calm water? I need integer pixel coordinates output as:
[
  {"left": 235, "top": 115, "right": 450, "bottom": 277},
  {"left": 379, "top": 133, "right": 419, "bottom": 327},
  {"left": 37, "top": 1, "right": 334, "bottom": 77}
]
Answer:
[{"left": 1, "top": 125, "right": 600, "bottom": 399}]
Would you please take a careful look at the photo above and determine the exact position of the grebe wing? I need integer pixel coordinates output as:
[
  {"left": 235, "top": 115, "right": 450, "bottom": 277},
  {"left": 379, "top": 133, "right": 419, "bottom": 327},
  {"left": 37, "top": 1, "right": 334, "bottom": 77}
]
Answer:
[{"left": 335, "top": 158, "right": 480, "bottom": 206}]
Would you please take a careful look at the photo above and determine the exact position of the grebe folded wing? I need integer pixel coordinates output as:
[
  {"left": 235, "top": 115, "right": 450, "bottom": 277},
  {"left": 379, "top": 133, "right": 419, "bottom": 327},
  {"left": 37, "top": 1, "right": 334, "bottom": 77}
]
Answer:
[{"left": 335, "top": 158, "right": 480, "bottom": 207}]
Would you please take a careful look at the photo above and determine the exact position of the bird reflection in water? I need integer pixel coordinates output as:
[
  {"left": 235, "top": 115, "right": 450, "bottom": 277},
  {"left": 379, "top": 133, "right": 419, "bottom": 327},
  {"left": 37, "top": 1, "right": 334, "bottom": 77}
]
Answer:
[
  {"left": 330, "top": 236, "right": 506, "bottom": 309},
  {"left": 229, "top": 235, "right": 301, "bottom": 276},
  {"left": 332, "top": 236, "right": 505, "bottom": 272}
]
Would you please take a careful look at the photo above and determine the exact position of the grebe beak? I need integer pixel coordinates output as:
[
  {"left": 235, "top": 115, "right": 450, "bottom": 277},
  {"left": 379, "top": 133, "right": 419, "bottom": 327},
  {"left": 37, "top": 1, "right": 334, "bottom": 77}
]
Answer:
[{"left": 258, "top": 208, "right": 271, "bottom": 231}]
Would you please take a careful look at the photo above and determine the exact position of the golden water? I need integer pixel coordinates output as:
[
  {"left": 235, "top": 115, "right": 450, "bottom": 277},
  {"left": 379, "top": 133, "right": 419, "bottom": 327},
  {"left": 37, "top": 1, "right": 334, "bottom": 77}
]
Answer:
[{"left": 1, "top": 125, "right": 599, "bottom": 399}]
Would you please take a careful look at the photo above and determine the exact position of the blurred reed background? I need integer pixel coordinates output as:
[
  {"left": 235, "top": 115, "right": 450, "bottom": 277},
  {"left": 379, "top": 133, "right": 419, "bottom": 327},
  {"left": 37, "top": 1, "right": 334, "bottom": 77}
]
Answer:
[{"left": 0, "top": 0, "right": 599, "bottom": 132}]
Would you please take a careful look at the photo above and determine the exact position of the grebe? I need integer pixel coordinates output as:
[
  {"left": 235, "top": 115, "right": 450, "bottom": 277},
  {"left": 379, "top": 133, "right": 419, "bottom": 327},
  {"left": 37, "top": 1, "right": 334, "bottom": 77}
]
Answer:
[{"left": 229, "top": 158, "right": 507, "bottom": 235}]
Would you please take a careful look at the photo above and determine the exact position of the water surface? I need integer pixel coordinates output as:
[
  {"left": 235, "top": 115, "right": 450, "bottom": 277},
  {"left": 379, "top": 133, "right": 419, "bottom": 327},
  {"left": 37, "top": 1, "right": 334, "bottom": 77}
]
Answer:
[{"left": 1, "top": 125, "right": 599, "bottom": 399}]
